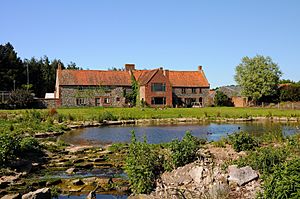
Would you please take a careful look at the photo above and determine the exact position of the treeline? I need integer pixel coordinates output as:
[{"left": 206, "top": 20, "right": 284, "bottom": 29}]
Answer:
[{"left": 0, "top": 42, "right": 82, "bottom": 98}]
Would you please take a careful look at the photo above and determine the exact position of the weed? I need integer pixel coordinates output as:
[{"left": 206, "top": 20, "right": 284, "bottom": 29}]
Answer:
[{"left": 228, "top": 131, "right": 259, "bottom": 152}]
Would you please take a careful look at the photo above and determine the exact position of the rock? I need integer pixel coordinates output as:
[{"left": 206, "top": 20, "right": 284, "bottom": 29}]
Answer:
[
  {"left": 66, "top": 167, "right": 78, "bottom": 174},
  {"left": 1, "top": 193, "right": 21, "bottom": 199},
  {"left": 128, "top": 195, "right": 156, "bottom": 199},
  {"left": 228, "top": 165, "right": 258, "bottom": 186},
  {"left": 22, "top": 188, "right": 51, "bottom": 199},
  {"left": 72, "top": 158, "right": 85, "bottom": 164},
  {"left": 189, "top": 166, "right": 203, "bottom": 184},
  {"left": 86, "top": 191, "right": 96, "bottom": 199},
  {"left": 75, "top": 163, "right": 93, "bottom": 169},
  {"left": 72, "top": 179, "right": 84, "bottom": 186}
]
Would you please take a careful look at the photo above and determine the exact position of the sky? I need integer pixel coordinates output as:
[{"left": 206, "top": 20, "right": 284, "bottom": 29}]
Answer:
[{"left": 1, "top": 0, "right": 300, "bottom": 88}]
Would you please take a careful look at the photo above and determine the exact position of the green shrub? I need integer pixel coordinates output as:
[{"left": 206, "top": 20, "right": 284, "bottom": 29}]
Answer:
[
  {"left": 125, "top": 131, "right": 162, "bottom": 194},
  {"left": 236, "top": 146, "right": 287, "bottom": 176},
  {"left": 169, "top": 131, "right": 201, "bottom": 168},
  {"left": 228, "top": 131, "right": 258, "bottom": 152},
  {"left": 108, "top": 143, "right": 128, "bottom": 153},
  {"left": 98, "top": 111, "right": 117, "bottom": 122},
  {"left": 19, "top": 136, "right": 40, "bottom": 153},
  {"left": 261, "top": 158, "right": 300, "bottom": 199},
  {"left": 0, "top": 132, "right": 20, "bottom": 166},
  {"left": 212, "top": 136, "right": 228, "bottom": 148}
]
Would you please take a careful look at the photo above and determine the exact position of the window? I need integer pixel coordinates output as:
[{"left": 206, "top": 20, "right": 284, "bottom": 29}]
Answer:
[
  {"left": 95, "top": 98, "right": 101, "bottom": 106},
  {"left": 192, "top": 88, "right": 197, "bottom": 94},
  {"left": 116, "top": 97, "right": 120, "bottom": 102},
  {"left": 182, "top": 88, "right": 186, "bottom": 94},
  {"left": 104, "top": 98, "right": 110, "bottom": 104},
  {"left": 151, "top": 83, "right": 166, "bottom": 92},
  {"left": 151, "top": 97, "right": 166, "bottom": 105},
  {"left": 76, "top": 98, "right": 85, "bottom": 106}
]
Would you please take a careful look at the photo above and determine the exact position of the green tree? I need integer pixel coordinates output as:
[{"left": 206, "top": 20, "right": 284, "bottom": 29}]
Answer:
[
  {"left": 8, "top": 88, "right": 34, "bottom": 108},
  {"left": 235, "top": 55, "right": 282, "bottom": 103},
  {"left": 0, "top": 43, "right": 25, "bottom": 91},
  {"left": 214, "top": 90, "right": 233, "bottom": 106}
]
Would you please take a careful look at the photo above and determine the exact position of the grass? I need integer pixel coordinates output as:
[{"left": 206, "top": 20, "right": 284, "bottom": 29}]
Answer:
[{"left": 1, "top": 107, "right": 299, "bottom": 122}]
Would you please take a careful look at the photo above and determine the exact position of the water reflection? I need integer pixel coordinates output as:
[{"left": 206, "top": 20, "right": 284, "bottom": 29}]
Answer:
[{"left": 60, "top": 122, "right": 300, "bottom": 146}]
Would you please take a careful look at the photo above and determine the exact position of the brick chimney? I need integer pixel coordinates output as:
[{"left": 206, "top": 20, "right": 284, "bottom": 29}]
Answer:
[
  {"left": 198, "top": 65, "right": 203, "bottom": 71},
  {"left": 164, "top": 69, "right": 169, "bottom": 78},
  {"left": 125, "top": 64, "right": 135, "bottom": 71}
]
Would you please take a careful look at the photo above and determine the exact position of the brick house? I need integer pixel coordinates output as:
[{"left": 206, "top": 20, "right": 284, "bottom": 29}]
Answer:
[{"left": 54, "top": 64, "right": 210, "bottom": 107}]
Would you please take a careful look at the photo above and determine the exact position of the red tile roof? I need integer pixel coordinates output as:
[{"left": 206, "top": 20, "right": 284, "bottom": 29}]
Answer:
[
  {"left": 168, "top": 71, "right": 209, "bottom": 87},
  {"left": 59, "top": 70, "right": 132, "bottom": 86},
  {"left": 133, "top": 69, "right": 159, "bottom": 85}
]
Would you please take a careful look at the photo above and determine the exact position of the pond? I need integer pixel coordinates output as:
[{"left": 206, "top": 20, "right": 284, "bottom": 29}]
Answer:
[{"left": 60, "top": 121, "right": 300, "bottom": 146}]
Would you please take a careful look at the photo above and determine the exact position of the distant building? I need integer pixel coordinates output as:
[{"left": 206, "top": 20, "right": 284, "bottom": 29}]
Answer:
[
  {"left": 54, "top": 64, "right": 210, "bottom": 107},
  {"left": 218, "top": 85, "right": 248, "bottom": 107}
]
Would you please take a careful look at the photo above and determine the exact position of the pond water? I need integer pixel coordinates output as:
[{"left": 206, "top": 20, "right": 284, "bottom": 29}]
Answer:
[
  {"left": 58, "top": 194, "right": 127, "bottom": 199},
  {"left": 60, "top": 121, "right": 300, "bottom": 146}
]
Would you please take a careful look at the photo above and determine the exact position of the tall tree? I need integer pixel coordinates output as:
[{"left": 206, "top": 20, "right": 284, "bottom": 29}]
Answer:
[
  {"left": 235, "top": 55, "right": 282, "bottom": 103},
  {"left": 0, "top": 43, "right": 25, "bottom": 91}
]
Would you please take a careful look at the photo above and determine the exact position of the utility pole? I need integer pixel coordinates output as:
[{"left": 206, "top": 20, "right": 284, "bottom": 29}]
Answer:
[{"left": 26, "top": 64, "right": 29, "bottom": 90}]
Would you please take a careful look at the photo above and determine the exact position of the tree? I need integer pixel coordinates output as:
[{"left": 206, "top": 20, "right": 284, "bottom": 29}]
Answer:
[
  {"left": 8, "top": 89, "right": 34, "bottom": 108},
  {"left": 214, "top": 91, "right": 233, "bottom": 106},
  {"left": 0, "top": 43, "right": 25, "bottom": 91},
  {"left": 67, "top": 62, "right": 82, "bottom": 70},
  {"left": 235, "top": 55, "right": 282, "bottom": 103}
]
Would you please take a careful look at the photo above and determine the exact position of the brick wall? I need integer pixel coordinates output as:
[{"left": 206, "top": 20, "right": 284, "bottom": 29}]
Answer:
[{"left": 143, "top": 70, "right": 172, "bottom": 107}]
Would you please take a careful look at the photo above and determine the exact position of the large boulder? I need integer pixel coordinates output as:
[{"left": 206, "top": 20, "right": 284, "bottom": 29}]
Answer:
[
  {"left": 227, "top": 165, "right": 258, "bottom": 186},
  {"left": 22, "top": 188, "right": 51, "bottom": 199},
  {"left": 1, "top": 193, "right": 21, "bottom": 199}
]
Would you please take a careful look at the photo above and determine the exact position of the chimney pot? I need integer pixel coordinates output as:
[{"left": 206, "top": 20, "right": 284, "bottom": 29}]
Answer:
[
  {"left": 125, "top": 64, "right": 135, "bottom": 71},
  {"left": 198, "top": 65, "right": 203, "bottom": 71},
  {"left": 164, "top": 69, "right": 169, "bottom": 77}
]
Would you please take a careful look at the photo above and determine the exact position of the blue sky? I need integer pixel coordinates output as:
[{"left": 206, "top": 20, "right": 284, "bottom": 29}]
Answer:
[{"left": 1, "top": 0, "right": 300, "bottom": 88}]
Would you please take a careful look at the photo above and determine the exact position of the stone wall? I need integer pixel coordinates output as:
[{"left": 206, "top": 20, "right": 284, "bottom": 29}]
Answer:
[
  {"left": 172, "top": 87, "right": 210, "bottom": 107},
  {"left": 60, "top": 86, "right": 132, "bottom": 107}
]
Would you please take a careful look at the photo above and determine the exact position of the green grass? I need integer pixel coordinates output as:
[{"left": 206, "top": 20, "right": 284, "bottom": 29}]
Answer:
[{"left": 1, "top": 107, "right": 300, "bottom": 122}]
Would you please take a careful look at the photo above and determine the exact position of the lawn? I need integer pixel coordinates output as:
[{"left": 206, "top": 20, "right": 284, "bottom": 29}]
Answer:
[{"left": 1, "top": 107, "right": 300, "bottom": 122}]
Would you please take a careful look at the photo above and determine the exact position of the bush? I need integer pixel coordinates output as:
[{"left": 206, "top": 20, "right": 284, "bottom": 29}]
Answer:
[
  {"left": 98, "top": 111, "right": 117, "bottom": 122},
  {"left": 236, "top": 146, "right": 287, "bottom": 176},
  {"left": 0, "top": 132, "right": 20, "bottom": 166},
  {"left": 19, "top": 136, "right": 40, "bottom": 153},
  {"left": 228, "top": 131, "right": 258, "bottom": 152},
  {"left": 261, "top": 158, "right": 300, "bottom": 199},
  {"left": 214, "top": 91, "right": 233, "bottom": 107},
  {"left": 169, "top": 131, "right": 201, "bottom": 168},
  {"left": 8, "top": 89, "right": 34, "bottom": 108},
  {"left": 125, "top": 131, "right": 162, "bottom": 194}
]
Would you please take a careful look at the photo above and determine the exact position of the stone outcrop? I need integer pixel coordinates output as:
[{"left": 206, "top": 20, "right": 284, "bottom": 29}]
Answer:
[
  {"left": 22, "top": 188, "right": 51, "bottom": 199},
  {"left": 228, "top": 165, "right": 258, "bottom": 186}
]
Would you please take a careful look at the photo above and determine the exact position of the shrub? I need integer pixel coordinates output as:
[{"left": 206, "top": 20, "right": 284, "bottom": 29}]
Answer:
[
  {"left": 125, "top": 131, "right": 162, "bottom": 194},
  {"left": 98, "top": 111, "right": 117, "bottom": 122},
  {"left": 236, "top": 146, "right": 287, "bottom": 176},
  {"left": 169, "top": 131, "right": 201, "bottom": 168},
  {"left": 19, "top": 136, "right": 40, "bottom": 153},
  {"left": 214, "top": 91, "right": 233, "bottom": 107},
  {"left": 8, "top": 89, "right": 34, "bottom": 108},
  {"left": 261, "top": 158, "right": 300, "bottom": 199},
  {"left": 228, "top": 131, "right": 258, "bottom": 152},
  {"left": 0, "top": 132, "right": 20, "bottom": 166}
]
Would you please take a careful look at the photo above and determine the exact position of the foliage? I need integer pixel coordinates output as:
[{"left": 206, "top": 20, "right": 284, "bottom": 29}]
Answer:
[
  {"left": 0, "top": 131, "right": 20, "bottom": 166},
  {"left": 19, "top": 136, "right": 41, "bottom": 153},
  {"left": 8, "top": 89, "right": 34, "bottom": 108},
  {"left": 108, "top": 143, "right": 128, "bottom": 153},
  {"left": 261, "top": 158, "right": 300, "bottom": 199},
  {"left": 125, "top": 131, "right": 162, "bottom": 194},
  {"left": 235, "top": 55, "right": 282, "bottom": 102},
  {"left": 212, "top": 136, "right": 228, "bottom": 148},
  {"left": 236, "top": 146, "right": 287, "bottom": 176},
  {"left": 125, "top": 74, "right": 139, "bottom": 106},
  {"left": 279, "top": 84, "right": 300, "bottom": 102},
  {"left": 168, "top": 131, "right": 201, "bottom": 168},
  {"left": 228, "top": 131, "right": 258, "bottom": 152},
  {"left": 214, "top": 91, "right": 233, "bottom": 107},
  {"left": 98, "top": 111, "right": 117, "bottom": 122}
]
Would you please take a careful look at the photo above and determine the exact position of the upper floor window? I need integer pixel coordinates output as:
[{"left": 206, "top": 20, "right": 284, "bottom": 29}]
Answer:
[
  {"left": 182, "top": 88, "right": 186, "bottom": 94},
  {"left": 151, "top": 83, "right": 166, "bottom": 92},
  {"left": 192, "top": 88, "right": 197, "bottom": 94}
]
